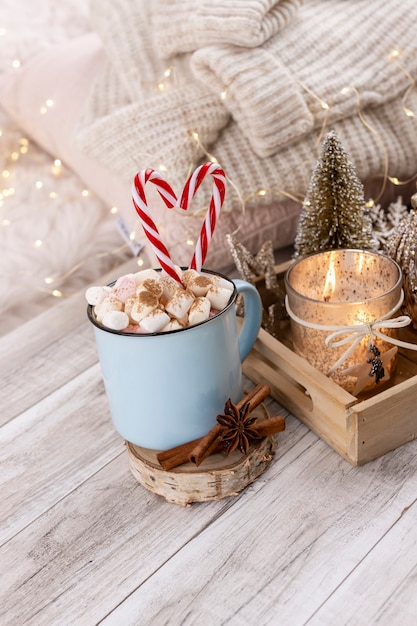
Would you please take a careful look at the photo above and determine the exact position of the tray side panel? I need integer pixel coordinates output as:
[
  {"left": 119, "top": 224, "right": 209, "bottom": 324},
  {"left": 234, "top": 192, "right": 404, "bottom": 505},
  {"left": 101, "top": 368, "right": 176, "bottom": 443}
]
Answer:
[
  {"left": 243, "top": 346, "right": 360, "bottom": 464},
  {"left": 348, "top": 376, "right": 417, "bottom": 464}
]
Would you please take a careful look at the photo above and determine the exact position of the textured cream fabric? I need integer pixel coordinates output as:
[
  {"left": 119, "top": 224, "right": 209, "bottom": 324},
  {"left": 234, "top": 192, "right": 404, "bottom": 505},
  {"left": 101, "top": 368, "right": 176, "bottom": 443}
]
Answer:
[
  {"left": 192, "top": 0, "right": 417, "bottom": 157},
  {"left": 74, "top": 0, "right": 417, "bottom": 267},
  {"left": 151, "top": 0, "right": 304, "bottom": 58},
  {"left": 78, "top": 81, "right": 230, "bottom": 184},
  {"left": 3, "top": 0, "right": 415, "bottom": 331},
  {"left": 77, "top": 0, "right": 417, "bottom": 192}
]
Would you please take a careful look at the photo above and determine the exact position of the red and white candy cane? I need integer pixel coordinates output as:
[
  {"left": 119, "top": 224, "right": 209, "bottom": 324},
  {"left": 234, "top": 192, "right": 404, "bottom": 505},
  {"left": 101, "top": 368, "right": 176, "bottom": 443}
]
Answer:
[
  {"left": 179, "top": 162, "right": 226, "bottom": 271},
  {"left": 132, "top": 169, "right": 183, "bottom": 285},
  {"left": 132, "top": 162, "right": 226, "bottom": 281}
]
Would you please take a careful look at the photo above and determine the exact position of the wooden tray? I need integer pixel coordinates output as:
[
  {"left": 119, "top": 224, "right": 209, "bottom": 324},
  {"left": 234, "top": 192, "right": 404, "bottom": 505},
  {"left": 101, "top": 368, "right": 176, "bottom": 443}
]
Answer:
[
  {"left": 126, "top": 435, "right": 276, "bottom": 506},
  {"left": 243, "top": 260, "right": 417, "bottom": 466}
]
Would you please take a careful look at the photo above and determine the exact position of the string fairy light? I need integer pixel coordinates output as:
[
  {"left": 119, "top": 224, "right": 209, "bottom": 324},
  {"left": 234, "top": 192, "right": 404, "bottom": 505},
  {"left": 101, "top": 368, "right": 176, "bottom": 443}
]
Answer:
[
  {"left": 0, "top": 122, "right": 141, "bottom": 304},
  {"left": 40, "top": 99, "right": 55, "bottom": 115},
  {"left": 294, "top": 76, "right": 417, "bottom": 205},
  {"left": 2, "top": 46, "right": 417, "bottom": 311},
  {"left": 388, "top": 48, "right": 417, "bottom": 119},
  {"left": 176, "top": 130, "right": 246, "bottom": 226},
  {"left": 155, "top": 66, "right": 174, "bottom": 93},
  {"left": 181, "top": 85, "right": 400, "bottom": 242}
]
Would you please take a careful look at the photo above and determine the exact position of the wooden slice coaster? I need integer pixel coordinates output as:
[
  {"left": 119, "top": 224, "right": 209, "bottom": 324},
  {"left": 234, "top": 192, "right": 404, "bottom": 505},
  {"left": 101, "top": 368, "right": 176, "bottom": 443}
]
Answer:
[{"left": 126, "top": 435, "right": 277, "bottom": 506}]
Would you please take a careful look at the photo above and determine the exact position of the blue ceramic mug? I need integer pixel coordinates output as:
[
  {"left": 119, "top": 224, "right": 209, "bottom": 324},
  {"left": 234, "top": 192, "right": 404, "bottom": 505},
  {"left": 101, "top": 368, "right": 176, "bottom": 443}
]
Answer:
[{"left": 87, "top": 269, "right": 262, "bottom": 450}]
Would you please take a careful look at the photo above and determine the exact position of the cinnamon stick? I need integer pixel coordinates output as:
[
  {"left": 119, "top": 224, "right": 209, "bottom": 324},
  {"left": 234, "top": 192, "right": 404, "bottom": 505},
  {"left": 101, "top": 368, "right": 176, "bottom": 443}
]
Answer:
[
  {"left": 156, "top": 384, "right": 272, "bottom": 470},
  {"left": 188, "top": 424, "right": 224, "bottom": 466},
  {"left": 157, "top": 437, "right": 201, "bottom": 471},
  {"left": 254, "top": 415, "right": 286, "bottom": 437},
  {"left": 239, "top": 383, "right": 270, "bottom": 413},
  {"left": 189, "top": 384, "right": 271, "bottom": 466}
]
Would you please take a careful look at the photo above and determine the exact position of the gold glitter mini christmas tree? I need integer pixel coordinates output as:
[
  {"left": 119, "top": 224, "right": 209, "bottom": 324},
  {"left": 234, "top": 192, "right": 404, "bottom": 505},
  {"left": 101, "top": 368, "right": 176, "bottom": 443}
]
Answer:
[{"left": 294, "top": 130, "right": 375, "bottom": 258}]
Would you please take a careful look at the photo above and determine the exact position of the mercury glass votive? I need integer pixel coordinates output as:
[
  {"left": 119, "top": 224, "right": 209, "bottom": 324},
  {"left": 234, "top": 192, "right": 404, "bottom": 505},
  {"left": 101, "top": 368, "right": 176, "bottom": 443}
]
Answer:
[{"left": 285, "top": 249, "right": 403, "bottom": 394}]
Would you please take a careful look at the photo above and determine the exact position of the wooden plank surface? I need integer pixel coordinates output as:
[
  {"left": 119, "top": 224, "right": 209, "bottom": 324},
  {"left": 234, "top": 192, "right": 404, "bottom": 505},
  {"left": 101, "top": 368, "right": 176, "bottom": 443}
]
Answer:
[
  {"left": 4, "top": 259, "right": 417, "bottom": 625},
  {"left": 0, "top": 386, "right": 297, "bottom": 625},
  {"left": 0, "top": 322, "right": 98, "bottom": 427},
  {"left": 308, "top": 497, "right": 417, "bottom": 624},
  {"left": 0, "top": 363, "right": 121, "bottom": 545},
  {"left": 99, "top": 435, "right": 417, "bottom": 626},
  {"left": 1, "top": 454, "right": 228, "bottom": 625}
]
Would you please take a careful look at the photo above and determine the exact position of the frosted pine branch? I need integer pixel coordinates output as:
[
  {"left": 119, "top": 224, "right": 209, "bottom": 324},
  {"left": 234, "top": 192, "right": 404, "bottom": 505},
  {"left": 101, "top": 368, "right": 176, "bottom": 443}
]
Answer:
[{"left": 369, "top": 196, "right": 408, "bottom": 250}]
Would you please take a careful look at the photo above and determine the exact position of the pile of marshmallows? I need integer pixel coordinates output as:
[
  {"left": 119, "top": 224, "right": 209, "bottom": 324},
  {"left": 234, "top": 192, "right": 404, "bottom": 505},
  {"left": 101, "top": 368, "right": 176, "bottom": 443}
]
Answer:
[{"left": 86, "top": 267, "right": 234, "bottom": 333}]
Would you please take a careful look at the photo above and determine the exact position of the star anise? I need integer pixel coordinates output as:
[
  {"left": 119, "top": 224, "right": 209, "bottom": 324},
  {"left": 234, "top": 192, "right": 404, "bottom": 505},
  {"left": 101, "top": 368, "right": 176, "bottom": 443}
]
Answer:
[{"left": 216, "top": 398, "right": 261, "bottom": 454}]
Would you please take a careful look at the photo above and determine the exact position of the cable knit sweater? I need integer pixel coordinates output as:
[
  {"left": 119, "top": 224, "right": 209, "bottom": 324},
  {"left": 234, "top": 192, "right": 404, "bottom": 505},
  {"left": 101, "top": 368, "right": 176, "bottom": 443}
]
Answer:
[{"left": 75, "top": 0, "right": 417, "bottom": 260}]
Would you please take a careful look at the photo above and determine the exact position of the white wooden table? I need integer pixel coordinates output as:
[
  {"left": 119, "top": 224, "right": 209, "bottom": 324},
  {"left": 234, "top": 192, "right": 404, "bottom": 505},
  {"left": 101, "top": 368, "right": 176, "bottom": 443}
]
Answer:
[{"left": 2, "top": 263, "right": 417, "bottom": 626}]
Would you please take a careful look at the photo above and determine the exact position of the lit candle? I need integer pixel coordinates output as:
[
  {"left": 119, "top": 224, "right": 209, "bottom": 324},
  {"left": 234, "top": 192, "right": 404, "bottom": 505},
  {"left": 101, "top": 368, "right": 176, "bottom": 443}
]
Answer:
[{"left": 285, "top": 249, "right": 403, "bottom": 394}]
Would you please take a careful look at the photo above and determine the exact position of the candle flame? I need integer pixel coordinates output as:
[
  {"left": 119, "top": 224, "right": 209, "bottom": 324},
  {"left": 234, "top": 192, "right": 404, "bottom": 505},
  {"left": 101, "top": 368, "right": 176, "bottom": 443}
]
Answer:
[{"left": 323, "top": 253, "right": 336, "bottom": 301}]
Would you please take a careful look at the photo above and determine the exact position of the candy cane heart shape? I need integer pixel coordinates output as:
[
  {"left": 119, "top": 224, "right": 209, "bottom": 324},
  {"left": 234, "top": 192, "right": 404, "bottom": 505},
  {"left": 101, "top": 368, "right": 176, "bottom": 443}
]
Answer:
[
  {"left": 179, "top": 163, "right": 226, "bottom": 271},
  {"left": 131, "top": 169, "right": 183, "bottom": 285},
  {"left": 132, "top": 163, "right": 226, "bottom": 280}
]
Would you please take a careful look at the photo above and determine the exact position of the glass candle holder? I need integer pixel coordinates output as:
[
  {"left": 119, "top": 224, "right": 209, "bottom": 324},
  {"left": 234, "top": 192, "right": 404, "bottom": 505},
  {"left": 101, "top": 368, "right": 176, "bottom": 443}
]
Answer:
[{"left": 285, "top": 249, "right": 403, "bottom": 394}]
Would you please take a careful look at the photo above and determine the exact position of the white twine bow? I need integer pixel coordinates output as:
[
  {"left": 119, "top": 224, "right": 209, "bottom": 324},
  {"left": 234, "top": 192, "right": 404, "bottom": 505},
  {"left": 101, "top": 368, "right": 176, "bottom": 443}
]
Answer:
[{"left": 285, "top": 290, "right": 417, "bottom": 376}]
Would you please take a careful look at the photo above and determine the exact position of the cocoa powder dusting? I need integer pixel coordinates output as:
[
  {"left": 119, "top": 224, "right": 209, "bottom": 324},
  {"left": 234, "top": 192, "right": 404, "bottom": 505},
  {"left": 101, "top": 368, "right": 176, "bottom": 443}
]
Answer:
[
  {"left": 193, "top": 276, "right": 212, "bottom": 289},
  {"left": 142, "top": 279, "right": 163, "bottom": 298},
  {"left": 138, "top": 291, "right": 159, "bottom": 307}
]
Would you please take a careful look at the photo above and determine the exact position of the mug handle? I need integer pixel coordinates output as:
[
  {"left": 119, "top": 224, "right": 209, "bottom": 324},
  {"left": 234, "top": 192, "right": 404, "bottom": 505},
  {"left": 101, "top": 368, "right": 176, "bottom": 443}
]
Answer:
[{"left": 233, "top": 279, "right": 263, "bottom": 361}]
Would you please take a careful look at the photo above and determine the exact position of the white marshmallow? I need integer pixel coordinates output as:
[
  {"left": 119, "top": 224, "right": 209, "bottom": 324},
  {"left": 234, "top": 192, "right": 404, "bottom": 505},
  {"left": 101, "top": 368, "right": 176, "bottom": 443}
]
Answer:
[
  {"left": 162, "top": 319, "right": 184, "bottom": 332},
  {"left": 188, "top": 297, "right": 211, "bottom": 325},
  {"left": 94, "top": 297, "right": 123, "bottom": 322},
  {"left": 102, "top": 310, "right": 129, "bottom": 331},
  {"left": 177, "top": 313, "right": 189, "bottom": 326},
  {"left": 206, "top": 285, "right": 233, "bottom": 311},
  {"left": 124, "top": 296, "right": 138, "bottom": 321},
  {"left": 140, "top": 309, "right": 170, "bottom": 333},
  {"left": 136, "top": 278, "right": 163, "bottom": 299},
  {"left": 181, "top": 269, "right": 199, "bottom": 287},
  {"left": 159, "top": 275, "right": 178, "bottom": 302},
  {"left": 211, "top": 275, "right": 234, "bottom": 291},
  {"left": 188, "top": 274, "right": 213, "bottom": 297},
  {"left": 130, "top": 291, "right": 159, "bottom": 322},
  {"left": 165, "top": 288, "right": 195, "bottom": 320},
  {"left": 85, "top": 286, "right": 112, "bottom": 306},
  {"left": 132, "top": 268, "right": 160, "bottom": 285}
]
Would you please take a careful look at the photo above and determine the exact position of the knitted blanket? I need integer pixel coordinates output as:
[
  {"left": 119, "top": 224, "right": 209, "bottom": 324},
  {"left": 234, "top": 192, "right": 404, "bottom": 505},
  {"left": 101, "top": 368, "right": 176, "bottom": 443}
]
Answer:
[{"left": 75, "top": 0, "right": 417, "bottom": 265}]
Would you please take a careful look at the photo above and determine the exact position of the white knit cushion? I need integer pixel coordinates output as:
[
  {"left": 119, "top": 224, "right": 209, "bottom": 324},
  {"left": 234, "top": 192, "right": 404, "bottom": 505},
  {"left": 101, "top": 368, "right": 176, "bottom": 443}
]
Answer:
[
  {"left": 192, "top": 45, "right": 313, "bottom": 158},
  {"left": 151, "top": 0, "right": 304, "bottom": 58},
  {"left": 191, "top": 0, "right": 417, "bottom": 157}
]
